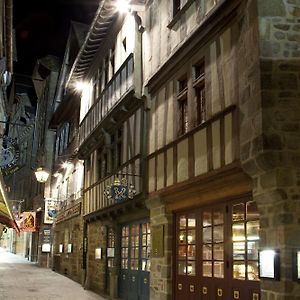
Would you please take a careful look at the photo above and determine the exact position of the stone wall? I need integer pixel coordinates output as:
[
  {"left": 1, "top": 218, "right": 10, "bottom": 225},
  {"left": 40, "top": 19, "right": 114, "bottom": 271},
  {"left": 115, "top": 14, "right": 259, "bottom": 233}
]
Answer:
[
  {"left": 146, "top": 197, "right": 173, "bottom": 300},
  {"left": 240, "top": 0, "right": 300, "bottom": 298},
  {"left": 85, "top": 220, "right": 107, "bottom": 294},
  {"left": 52, "top": 215, "right": 83, "bottom": 283}
]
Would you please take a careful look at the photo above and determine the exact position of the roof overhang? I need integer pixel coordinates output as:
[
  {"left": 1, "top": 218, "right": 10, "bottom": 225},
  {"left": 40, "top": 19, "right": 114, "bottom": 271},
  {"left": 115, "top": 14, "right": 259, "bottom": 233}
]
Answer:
[{"left": 66, "top": 0, "right": 120, "bottom": 88}]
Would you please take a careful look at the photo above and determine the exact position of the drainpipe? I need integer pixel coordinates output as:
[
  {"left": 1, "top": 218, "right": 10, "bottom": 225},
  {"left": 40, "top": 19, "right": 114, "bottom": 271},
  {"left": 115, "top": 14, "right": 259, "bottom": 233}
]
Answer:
[{"left": 5, "top": 0, "right": 13, "bottom": 74}]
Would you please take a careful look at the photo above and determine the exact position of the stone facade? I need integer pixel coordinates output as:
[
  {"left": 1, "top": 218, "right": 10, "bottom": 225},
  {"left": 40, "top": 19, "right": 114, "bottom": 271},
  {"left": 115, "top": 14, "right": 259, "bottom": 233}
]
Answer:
[
  {"left": 52, "top": 214, "right": 83, "bottom": 283},
  {"left": 85, "top": 221, "right": 107, "bottom": 294},
  {"left": 239, "top": 0, "right": 300, "bottom": 299},
  {"left": 146, "top": 197, "right": 173, "bottom": 300}
]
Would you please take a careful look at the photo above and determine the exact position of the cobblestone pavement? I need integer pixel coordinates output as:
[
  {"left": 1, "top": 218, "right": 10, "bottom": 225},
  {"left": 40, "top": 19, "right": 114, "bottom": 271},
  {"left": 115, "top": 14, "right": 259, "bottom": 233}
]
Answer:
[{"left": 0, "top": 247, "right": 106, "bottom": 300}]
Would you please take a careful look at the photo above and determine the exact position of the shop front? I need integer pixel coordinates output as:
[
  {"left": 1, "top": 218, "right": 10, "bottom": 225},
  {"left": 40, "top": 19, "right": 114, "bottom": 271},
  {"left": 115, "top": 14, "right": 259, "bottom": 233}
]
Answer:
[
  {"left": 119, "top": 220, "right": 151, "bottom": 300},
  {"left": 174, "top": 198, "right": 260, "bottom": 300}
]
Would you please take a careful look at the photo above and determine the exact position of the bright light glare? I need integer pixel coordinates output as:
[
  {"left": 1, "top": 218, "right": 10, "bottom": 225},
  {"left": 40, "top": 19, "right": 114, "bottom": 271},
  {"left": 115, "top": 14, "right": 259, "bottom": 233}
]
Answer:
[
  {"left": 117, "top": 0, "right": 130, "bottom": 13},
  {"left": 74, "top": 81, "right": 88, "bottom": 92},
  {"left": 62, "top": 162, "right": 72, "bottom": 169}
]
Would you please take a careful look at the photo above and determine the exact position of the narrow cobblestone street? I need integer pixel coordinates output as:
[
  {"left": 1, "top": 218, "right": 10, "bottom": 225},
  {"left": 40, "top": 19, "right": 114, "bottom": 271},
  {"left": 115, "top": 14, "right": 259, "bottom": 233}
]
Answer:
[{"left": 0, "top": 248, "right": 105, "bottom": 300}]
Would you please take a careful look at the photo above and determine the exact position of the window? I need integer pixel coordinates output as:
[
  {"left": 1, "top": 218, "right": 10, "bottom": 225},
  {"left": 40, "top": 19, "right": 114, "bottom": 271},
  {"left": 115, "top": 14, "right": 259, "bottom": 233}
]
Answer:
[
  {"left": 173, "top": 0, "right": 181, "bottom": 16},
  {"left": 172, "top": 0, "right": 189, "bottom": 17},
  {"left": 107, "top": 227, "right": 116, "bottom": 269},
  {"left": 193, "top": 60, "right": 206, "bottom": 124},
  {"left": 97, "top": 150, "right": 108, "bottom": 179},
  {"left": 110, "top": 46, "right": 115, "bottom": 76},
  {"left": 177, "top": 76, "right": 188, "bottom": 135},
  {"left": 104, "top": 55, "right": 109, "bottom": 85},
  {"left": 177, "top": 214, "right": 196, "bottom": 275},
  {"left": 232, "top": 201, "right": 259, "bottom": 281}
]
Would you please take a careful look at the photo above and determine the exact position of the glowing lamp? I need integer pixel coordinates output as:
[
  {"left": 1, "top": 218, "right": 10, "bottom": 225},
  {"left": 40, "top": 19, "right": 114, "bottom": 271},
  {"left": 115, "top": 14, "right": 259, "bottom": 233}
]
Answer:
[{"left": 34, "top": 167, "right": 50, "bottom": 183}]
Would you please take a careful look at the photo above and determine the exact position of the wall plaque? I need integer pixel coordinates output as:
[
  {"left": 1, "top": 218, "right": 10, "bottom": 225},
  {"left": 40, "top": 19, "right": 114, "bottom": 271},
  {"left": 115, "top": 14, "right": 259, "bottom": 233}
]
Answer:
[{"left": 152, "top": 225, "right": 164, "bottom": 257}]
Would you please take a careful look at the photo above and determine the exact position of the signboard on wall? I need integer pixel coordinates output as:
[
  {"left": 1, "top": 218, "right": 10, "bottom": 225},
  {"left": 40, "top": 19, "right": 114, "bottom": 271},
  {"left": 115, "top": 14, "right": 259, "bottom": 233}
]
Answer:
[
  {"left": 44, "top": 199, "right": 60, "bottom": 224},
  {"left": 21, "top": 212, "right": 36, "bottom": 232}
]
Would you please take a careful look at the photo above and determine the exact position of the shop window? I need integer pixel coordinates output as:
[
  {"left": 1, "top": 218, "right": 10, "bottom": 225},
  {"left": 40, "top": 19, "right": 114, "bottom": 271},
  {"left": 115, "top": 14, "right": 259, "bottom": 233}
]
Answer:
[
  {"left": 177, "top": 214, "right": 196, "bottom": 276},
  {"left": 130, "top": 224, "right": 140, "bottom": 270},
  {"left": 121, "top": 226, "right": 129, "bottom": 270},
  {"left": 193, "top": 60, "right": 206, "bottom": 124},
  {"left": 141, "top": 223, "right": 151, "bottom": 271},
  {"left": 232, "top": 201, "right": 259, "bottom": 281},
  {"left": 202, "top": 208, "right": 224, "bottom": 278},
  {"left": 107, "top": 227, "right": 116, "bottom": 269}
]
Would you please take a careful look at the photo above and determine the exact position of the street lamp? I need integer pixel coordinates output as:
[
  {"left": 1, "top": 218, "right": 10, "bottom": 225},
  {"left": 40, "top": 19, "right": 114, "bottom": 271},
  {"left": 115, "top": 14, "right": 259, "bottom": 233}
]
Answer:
[{"left": 34, "top": 167, "right": 50, "bottom": 183}]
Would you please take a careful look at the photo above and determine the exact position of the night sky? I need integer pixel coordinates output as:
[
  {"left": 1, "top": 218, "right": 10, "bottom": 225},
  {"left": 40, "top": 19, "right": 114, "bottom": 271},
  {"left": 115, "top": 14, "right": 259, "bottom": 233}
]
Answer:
[{"left": 14, "top": 0, "right": 98, "bottom": 75}]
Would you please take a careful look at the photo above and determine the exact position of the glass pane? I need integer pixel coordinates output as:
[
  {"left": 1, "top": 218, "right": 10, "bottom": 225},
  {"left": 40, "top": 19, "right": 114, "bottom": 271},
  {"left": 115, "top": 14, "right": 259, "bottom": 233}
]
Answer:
[
  {"left": 131, "top": 248, "right": 135, "bottom": 258},
  {"left": 131, "top": 259, "right": 138, "bottom": 270},
  {"left": 247, "top": 241, "right": 259, "bottom": 260},
  {"left": 203, "top": 211, "right": 212, "bottom": 227},
  {"left": 179, "top": 216, "right": 186, "bottom": 229},
  {"left": 142, "top": 246, "right": 147, "bottom": 258},
  {"left": 178, "top": 261, "right": 186, "bottom": 275},
  {"left": 246, "top": 201, "right": 259, "bottom": 220},
  {"left": 142, "top": 223, "right": 147, "bottom": 234},
  {"left": 122, "top": 226, "right": 128, "bottom": 236},
  {"left": 214, "top": 261, "right": 224, "bottom": 278},
  {"left": 179, "top": 231, "right": 186, "bottom": 244},
  {"left": 178, "top": 246, "right": 186, "bottom": 258},
  {"left": 142, "top": 234, "right": 147, "bottom": 246},
  {"left": 108, "top": 258, "right": 114, "bottom": 268},
  {"left": 122, "top": 259, "right": 128, "bottom": 269},
  {"left": 142, "top": 259, "right": 146, "bottom": 271},
  {"left": 187, "top": 245, "right": 196, "bottom": 260},
  {"left": 232, "top": 203, "right": 244, "bottom": 222},
  {"left": 188, "top": 215, "right": 196, "bottom": 227},
  {"left": 122, "top": 237, "right": 128, "bottom": 246},
  {"left": 233, "top": 262, "right": 246, "bottom": 280},
  {"left": 187, "top": 261, "right": 196, "bottom": 276},
  {"left": 213, "top": 209, "right": 224, "bottom": 225},
  {"left": 247, "top": 221, "right": 259, "bottom": 241},
  {"left": 203, "top": 227, "right": 212, "bottom": 243},
  {"left": 233, "top": 242, "right": 245, "bottom": 260},
  {"left": 232, "top": 223, "right": 245, "bottom": 241},
  {"left": 203, "top": 261, "right": 212, "bottom": 277},
  {"left": 187, "top": 230, "right": 196, "bottom": 244},
  {"left": 147, "top": 234, "right": 151, "bottom": 245},
  {"left": 213, "top": 244, "right": 224, "bottom": 260},
  {"left": 213, "top": 225, "right": 224, "bottom": 243},
  {"left": 203, "top": 244, "right": 212, "bottom": 260},
  {"left": 248, "top": 261, "right": 259, "bottom": 281}
]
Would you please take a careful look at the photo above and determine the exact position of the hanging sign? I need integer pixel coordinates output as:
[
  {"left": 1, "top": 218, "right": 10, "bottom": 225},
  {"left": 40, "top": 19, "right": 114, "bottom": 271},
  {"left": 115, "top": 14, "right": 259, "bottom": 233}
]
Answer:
[
  {"left": 20, "top": 212, "right": 36, "bottom": 232},
  {"left": 44, "top": 199, "right": 60, "bottom": 224},
  {"left": 104, "top": 177, "right": 136, "bottom": 203},
  {"left": 0, "top": 134, "right": 20, "bottom": 175}
]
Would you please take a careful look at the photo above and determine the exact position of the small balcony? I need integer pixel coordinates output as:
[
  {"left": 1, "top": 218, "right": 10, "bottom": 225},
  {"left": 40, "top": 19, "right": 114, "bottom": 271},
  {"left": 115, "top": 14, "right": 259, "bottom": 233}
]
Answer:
[{"left": 79, "top": 53, "right": 142, "bottom": 157}]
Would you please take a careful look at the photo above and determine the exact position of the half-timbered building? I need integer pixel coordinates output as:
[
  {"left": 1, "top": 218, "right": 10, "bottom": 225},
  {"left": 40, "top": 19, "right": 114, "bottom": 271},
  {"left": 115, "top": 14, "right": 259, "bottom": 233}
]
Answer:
[
  {"left": 66, "top": 1, "right": 149, "bottom": 298},
  {"left": 143, "top": 0, "right": 300, "bottom": 299},
  {"left": 49, "top": 21, "right": 88, "bottom": 284}
]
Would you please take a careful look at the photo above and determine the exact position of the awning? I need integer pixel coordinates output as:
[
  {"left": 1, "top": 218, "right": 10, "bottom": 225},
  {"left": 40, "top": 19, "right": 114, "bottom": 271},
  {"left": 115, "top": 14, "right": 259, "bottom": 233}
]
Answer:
[{"left": 0, "top": 170, "right": 19, "bottom": 232}]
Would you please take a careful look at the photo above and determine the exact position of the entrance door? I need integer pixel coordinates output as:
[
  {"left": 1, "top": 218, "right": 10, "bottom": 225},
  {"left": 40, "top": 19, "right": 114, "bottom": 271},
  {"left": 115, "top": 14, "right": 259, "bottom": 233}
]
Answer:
[
  {"left": 119, "top": 221, "right": 151, "bottom": 300},
  {"left": 175, "top": 199, "right": 260, "bottom": 300}
]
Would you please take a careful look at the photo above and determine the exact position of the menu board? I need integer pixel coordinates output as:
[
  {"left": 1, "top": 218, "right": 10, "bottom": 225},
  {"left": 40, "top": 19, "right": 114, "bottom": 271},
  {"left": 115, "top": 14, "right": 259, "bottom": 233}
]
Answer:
[{"left": 259, "top": 250, "right": 278, "bottom": 279}]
